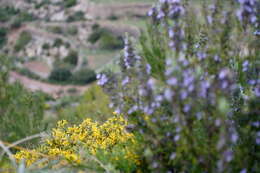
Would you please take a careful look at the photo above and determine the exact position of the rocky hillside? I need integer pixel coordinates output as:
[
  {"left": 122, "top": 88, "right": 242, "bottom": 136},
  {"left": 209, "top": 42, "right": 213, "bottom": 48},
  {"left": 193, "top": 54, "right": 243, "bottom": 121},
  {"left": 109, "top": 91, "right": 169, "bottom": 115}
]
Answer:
[{"left": 0, "top": 0, "right": 153, "bottom": 97}]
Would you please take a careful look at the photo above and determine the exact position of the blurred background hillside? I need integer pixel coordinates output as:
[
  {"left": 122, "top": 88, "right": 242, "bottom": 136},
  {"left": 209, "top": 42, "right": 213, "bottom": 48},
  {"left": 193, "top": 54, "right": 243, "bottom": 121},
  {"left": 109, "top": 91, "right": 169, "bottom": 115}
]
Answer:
[{"left": 0, "top": 0, "right": 155, "bottom": 98}]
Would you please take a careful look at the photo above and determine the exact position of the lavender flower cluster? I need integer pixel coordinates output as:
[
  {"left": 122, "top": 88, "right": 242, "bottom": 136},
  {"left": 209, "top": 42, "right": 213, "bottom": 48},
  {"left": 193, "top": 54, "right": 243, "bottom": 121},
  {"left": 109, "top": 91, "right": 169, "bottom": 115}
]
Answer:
[
  {"left": 97, "top": 0, "right": 259, "bottom": 172},
  {"left": 236, "top": 0, "right": 259, "bottom": 27}
]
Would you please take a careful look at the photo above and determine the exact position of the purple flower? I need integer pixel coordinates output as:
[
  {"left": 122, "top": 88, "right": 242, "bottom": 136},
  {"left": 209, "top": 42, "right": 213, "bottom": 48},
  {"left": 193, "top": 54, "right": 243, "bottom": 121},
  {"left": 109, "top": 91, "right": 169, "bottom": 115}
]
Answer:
[
  {"left": 214, "top": 55, "right": 221, "bottom": 62},
  {"left": 197, "top": 52, "right": 207, "bottom": 61},
  {"left": 231, "top": 133, "right": 238, "bottom": 143},
  {"left": 167, "top": 77, "right": 178, "bottom": 86},
  {"left": 170, "top": 152, "right": 176, "bottom": 160},
  {"left": 248, "top": 79, "right": 256, "bottom": 85},
  {"left": 174, "top": 134, "right": 180, "bottom": 142},
  {"left": 122, "top": 76, "right": 130, "bottom": 86},
  {"left": 180, "top": 90, "right": 188, "bottom": 100},
  {"left": 240, "top": 169, "right": 247, "bottom": 173},
  {"left": 242, "top": 60, "right": 249, "bottom": 72},
  {"left": 97, "top": 74, "right": 108, "bottom": 86},
  {"left": 168, "top": 28, "right": 174, "bottom": 38},
  {"left": 219, "top": 68, "right": 230, "bottom": 79},
  {"left": 236, "top": 0, "right": 258, "bottom": 26},
  {"left": 183, "top": 104, "right": 191, "bottom": 113},
  {"left": 254, "top": 85, "right": 260, "bottom": 97},
  {"left": 254, "top": 30, "right": 260, "bottom": 36},
  {"left": 146, "top": 64, "right": 152, "bottom": 74},
  {"left": 224, "top": 150, "right": 233, "bottom": 162},
  {"left": 164, "top": 88, "right": 174, "bottom": 101},
  {"left": 251, "top": 121, "right": 260, "bottom": 127},
  {"left": 123, "top": 36, "right": 137, "bottom": 69}
]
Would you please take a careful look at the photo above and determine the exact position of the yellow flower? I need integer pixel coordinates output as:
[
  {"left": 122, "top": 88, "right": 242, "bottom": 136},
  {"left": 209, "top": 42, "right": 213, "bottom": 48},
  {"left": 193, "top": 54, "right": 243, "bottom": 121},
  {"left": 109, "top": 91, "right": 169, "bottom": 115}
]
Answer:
[{"left": 15, "top": 114, "right": 139, "bottom": 167}]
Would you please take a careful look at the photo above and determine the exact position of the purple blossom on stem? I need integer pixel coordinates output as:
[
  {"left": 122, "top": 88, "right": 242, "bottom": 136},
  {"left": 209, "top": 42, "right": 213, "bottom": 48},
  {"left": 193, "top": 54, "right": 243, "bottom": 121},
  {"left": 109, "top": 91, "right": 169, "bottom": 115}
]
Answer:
[{"left": 97, "top": 73, "right": 108, "bottom": 86}]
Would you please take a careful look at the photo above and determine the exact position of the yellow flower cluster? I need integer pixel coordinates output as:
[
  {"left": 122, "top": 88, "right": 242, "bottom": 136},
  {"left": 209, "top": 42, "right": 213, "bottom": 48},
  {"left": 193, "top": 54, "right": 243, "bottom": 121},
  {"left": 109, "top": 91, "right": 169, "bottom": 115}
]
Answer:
[{"left": 15, "top": 115, "right": 139, "bottom": 167}]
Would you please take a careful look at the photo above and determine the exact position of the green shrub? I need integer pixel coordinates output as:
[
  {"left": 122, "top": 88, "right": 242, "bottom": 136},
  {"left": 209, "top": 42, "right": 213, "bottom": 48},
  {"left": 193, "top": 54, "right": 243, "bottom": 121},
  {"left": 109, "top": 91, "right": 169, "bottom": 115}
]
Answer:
[
  {"left": 49, "top": 26, "right": 63, "bottom": 34},
  {"left": 14, "top": 31, "right": 32, "bottom": 52},
  {"left": 0, "top": 55, "right": 46, "bottom": 144},
  {"left": 64, "top": 0, "right": 77, "bottom": 8},
  {"left": 0, "top": 28, "right": 7, "bottom": 49},
  {"left": 10, "top": 19, "right": 22, "bottom": 29},
  {"left": 58, "top": 85, "right": 113, "bottom": 123},
  {"left": 64, "top": 50, "right": 78, "bottom": 66},
  {"left": 16, "top": 11, "right": 34, "bottom": 22},
  {"left": 99, "top": 34, "right": 124, "bottom": 50},
  {"left": 67, "top": 26, "right": 78, "bottom": 35},
  {"left": 42, "top": 43, "right": 50, "bottom": 50},
  {"left": 49, "top": 67, "right": 72, "bottom": 82},
  {"left": 67, "top": 11, "right": 85, "bottom": 22},
  {"left": 87, "top": 27, "right": 124, "bottom": 50},
  {"left": 71, "top": 68, "right": 96, "bottom": 84},
  {"left": 53, "top": 38, "right": 63, "bottom": 47},
  {"left": 16, "top": 68, "right": 41, "bottom": 80},
  {"left": 0, "top": 6, "right": 19, "bottom": 22},
  {"left": 87, "top": 28, "right": 106, "bottom": 44},
  {"left": 107, "top": 14, "right": 119, "bottom": 20}
]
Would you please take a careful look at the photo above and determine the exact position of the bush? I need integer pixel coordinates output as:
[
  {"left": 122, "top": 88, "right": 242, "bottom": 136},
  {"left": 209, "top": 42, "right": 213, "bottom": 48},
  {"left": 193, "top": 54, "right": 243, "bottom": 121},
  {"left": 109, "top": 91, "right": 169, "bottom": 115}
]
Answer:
[
  {"left": 49, "top": 67, "right": 72, "bottom": 82},
  {"left": 87, "top": 28, "right": 105, "bottom": 44},
  {"left": 64, "top": 0, "right": 77, "bottom": 8},
  {"left": 99, "top": 34, "right": 124, "bottom": 50},
  {"left": 53, "top": 38, "right": 63, "bottom": 47},
  {"left": 87, "top": 27, "right": 124, "bottom": 50},
  {"left": 0, "top": 6, "right": 19, "bottom": 22},
  {"left": 67, "top": 26, "right": 78, "bottom": 35},
  {"left": 14, "top": 31, "right": 32, "bottom": 52},
  {"left": 71, "top": 68, "right": 96, "bottom": 84},
  {"left": 10, "top": 19, "right": 22, "bottom": 29},
  {"left": 0, "top": 28, "right": 7, "bottom": 49},
  {"left": 42, "top": 43, "right": 50, "bottom": 50},
  {"left": 48, "top": 26, "right": 63, "bottom": 34},
  {"left": 64, "top": 50, "right": 78, "bottom": 66},
  {"left": 107, "top": 14, "right": 119, "bottom": 21},
  {"left": 16, "top": 11, "right": 35, "bottom": 22},
  {"left": 67, "top": 11, "right": 85, "bottom": 22},
  {"left": 15, "top": 116, "right": 140, "bottom": 172},
  {"left": 0, "top": 55, "right": 46, "bottom": 144}
]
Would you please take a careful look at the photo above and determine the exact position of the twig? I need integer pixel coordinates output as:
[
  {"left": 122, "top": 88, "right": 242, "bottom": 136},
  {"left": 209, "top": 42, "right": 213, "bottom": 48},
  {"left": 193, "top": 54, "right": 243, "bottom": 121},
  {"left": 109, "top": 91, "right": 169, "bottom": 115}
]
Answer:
[
  {"left": 0, "top": 133, "right": 45, "bottom": 160},
  {"left": 0, "top": 140, "right": 17, "bottom": 168}
]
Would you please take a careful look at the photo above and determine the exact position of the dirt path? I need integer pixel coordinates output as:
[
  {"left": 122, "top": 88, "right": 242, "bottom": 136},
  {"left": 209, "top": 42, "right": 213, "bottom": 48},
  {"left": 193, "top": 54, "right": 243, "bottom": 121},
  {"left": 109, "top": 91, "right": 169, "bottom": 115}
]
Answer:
[{"left": 9, "top": 71, "right": 90, "bottom": 98}]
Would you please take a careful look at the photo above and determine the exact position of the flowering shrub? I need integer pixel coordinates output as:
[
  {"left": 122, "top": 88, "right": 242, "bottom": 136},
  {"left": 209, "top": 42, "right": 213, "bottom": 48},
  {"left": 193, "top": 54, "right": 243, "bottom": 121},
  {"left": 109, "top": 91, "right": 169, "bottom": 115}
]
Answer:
[
  {"left": 15, "top": 115, "right": 140, "bottom": 172},
  {"left": 97, "top": 0, "right": 260, "bottom": 172}
]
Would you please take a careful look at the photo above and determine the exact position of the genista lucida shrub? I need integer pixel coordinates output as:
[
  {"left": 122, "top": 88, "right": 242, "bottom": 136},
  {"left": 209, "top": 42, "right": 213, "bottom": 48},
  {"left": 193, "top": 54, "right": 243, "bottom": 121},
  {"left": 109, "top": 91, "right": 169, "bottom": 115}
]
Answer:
[{"left": 15, "top": 114, "right": 141, "bottom": 172}]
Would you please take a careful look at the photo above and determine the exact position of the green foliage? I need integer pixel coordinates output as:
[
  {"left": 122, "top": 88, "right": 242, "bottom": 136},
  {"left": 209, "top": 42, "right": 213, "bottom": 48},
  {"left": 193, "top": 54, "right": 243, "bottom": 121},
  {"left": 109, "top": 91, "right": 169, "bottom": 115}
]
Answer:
[
  {"left": 14, "top": 31, "right": 32, "bottom": 52},
  {"left": 66, "top": 26, "right": 78, "bottom": 35},
  {"left": 58, "top": 85, "right": 113, "bottom": 123},
  {"left": 64, "top": 0, "right": 77, "bottom": 8},
  {"left": 16, "top": 68, "right": 41, "bottom": 80},
  {"left": 107, "top": 14, "right": 119, "bottom": 21},
  {"left": 99, "top": 34, "right": 124, "bottom": 50},
  {"left": 0, "top": 6, "right": 19, "bottom": 22},
  {"left": 48, "top": 26, "right": 63, "bottom": 34},
  {"left": 53, "top": 38, "right": 63, "bottom": 47},
  {"left": 67, "top": 11, "right": 85, "bottom": 22},
  {"left": 42, "top": 43, "right": 50, "bottom": 50},
  {"left": 87, "top": 27, "right": 105, "bottom": 44},
  {"left": 0, "top": 55, "right": 46, "bottom": 144},
  {"left": 63, "top": 50, "right": 78, "bottom": 66},
  {"left": 16, "top": 11, "right": 35, "bottom": 22},
  {"left": 0, "top": 28, "right": 8, "bottom": 49},
  {"left": 49, "top": 67, "right": 72, "bottom": 82},
  {"left": 71, "top": 68, "right": 96, "bottom": 84},
  {"left": 88, "top": 26, "right": 124, "bottom": 50}
]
